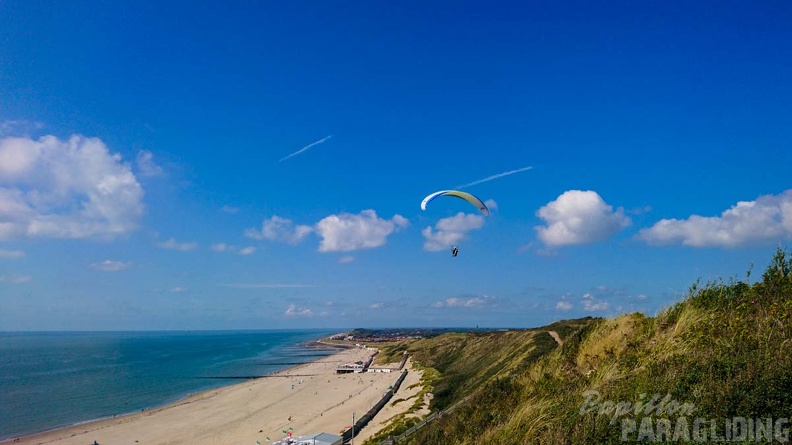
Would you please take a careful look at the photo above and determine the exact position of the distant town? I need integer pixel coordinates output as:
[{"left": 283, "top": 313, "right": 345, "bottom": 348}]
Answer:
[{"left": 329, "top": 327, "right": 503, "bottom": 343}]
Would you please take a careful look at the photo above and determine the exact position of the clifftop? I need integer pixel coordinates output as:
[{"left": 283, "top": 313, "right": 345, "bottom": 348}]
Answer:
[{"left": 365, "top": 248, "right": 792, "bottom": 444}]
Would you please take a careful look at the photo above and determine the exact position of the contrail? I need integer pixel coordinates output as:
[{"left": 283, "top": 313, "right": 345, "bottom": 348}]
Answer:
[
  {"left": 457, "top": 166, "right": 533, "bottom": 189},
  {"left": 279, "top": 135, "right": 332, "bottom": 162}
]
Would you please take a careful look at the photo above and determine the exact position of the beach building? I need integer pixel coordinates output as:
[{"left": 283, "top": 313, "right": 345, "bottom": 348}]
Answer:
[
  {"left": 366, "top": 367, "right": 394, "bottom": 373},
  {"left": 270, "top": 432, "right": 341, "bottom": 445},
  {"left": 336, "top": 362, "right": 365, "bottom": 374}
]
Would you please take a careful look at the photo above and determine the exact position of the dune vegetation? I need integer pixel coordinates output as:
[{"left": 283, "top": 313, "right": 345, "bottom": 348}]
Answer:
[{"left": 364, "top": 248, "right": 792, "bottom": 444}]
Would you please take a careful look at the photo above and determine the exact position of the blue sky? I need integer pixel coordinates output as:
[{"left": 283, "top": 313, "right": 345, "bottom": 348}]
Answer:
[{"left": 1, "top": 1, "right": 791, "bottom": 330}]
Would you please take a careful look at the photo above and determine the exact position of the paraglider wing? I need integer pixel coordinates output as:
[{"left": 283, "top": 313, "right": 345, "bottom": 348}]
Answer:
[{"left": 421, "top": 190, "right": 490, "bottom": 216}]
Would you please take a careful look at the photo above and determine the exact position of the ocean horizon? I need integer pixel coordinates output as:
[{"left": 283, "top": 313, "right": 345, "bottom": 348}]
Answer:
[{"left": 0, "top": 329, "right": 341, "bottom": 440}]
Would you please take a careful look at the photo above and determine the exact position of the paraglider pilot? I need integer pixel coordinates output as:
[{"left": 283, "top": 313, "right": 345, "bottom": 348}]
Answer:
[{"left": 451, "top": 246, "right": 459, "bottom": 257}]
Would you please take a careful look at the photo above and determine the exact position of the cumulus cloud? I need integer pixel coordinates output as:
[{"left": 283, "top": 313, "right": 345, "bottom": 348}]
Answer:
[
  {"left": 0, "top": 248, "right": 25, "bottom": 259},
  {"left": 581, "top": 293, "right": 610, "bottom": 312},
  {"left": 432, "top": 295, "right": 496, "bottom": 308},
  {"left": 156, "top": 238, "right": 197, "bottom": 251},
  {"left": 315, "top": 210, "right": 409, "bottom": 252},
  {"left": 637, "top": 190, "right": 792, "bottom": 247},
  {"left": 238, "top": 246, "right": 256, "bottom": 255},
  {"left": 422, "top": 212, "right": 485, "bottom": 251},
  {"left": 135, "top": 150, "right": 163, "bottom": 177},
  {"left": 211, "top": 243, "right": 234, "bottom": 252},
  {"left": 285, "top": 304, "right": 314, "bottom": 317},
  {"left": 555, "top": 297, "right": 573, "bottom": 311},
  {"left": 246, "top": 216, "right": 313, "bottom": 244},
  {"left": 91, "top": 260, "right": 132, "bottom": 272},
  {"left": 535, "top": 190, "right": 631, "bottom": 246},
  {"left": 0, "top": 135, "right": 145, "bottom": 241},
  {"left": 211, "top": 243, "right": 255, "bottom": 255}
]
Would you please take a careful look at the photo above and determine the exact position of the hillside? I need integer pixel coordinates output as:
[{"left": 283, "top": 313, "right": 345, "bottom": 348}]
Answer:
[{"left": 364, "top": 248, "right": 792, "bottom": 444}]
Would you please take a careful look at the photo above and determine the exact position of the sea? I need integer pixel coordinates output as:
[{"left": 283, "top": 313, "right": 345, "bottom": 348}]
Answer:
[{"left": 0, "top": 329, "right": 340, "bottom": 441}]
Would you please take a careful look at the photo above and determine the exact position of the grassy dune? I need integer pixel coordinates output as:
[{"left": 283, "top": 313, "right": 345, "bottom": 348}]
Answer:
[{"left": 365, "top": 248, "right": 792, "bottom": 444}]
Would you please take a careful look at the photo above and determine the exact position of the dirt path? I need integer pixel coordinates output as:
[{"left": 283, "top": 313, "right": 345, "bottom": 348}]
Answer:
[{"left": 548, "top": 330, "right": 563, "bottom": 346}]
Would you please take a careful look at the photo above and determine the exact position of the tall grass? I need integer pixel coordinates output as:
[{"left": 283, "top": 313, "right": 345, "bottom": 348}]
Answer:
[{"left": 374, "top": 248, "right": 792, "bottom": 444}]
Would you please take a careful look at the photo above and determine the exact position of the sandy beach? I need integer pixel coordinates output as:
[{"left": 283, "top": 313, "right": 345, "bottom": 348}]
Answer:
[
  {"left": 7, "top": 346, "right": 425, "bottom": 445},
  {"left": 353, "top": 357, "right": 428, "bottom": 445}
]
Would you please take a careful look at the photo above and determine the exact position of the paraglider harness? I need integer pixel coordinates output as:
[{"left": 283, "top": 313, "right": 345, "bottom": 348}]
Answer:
[{"left": 451, "top": 246, "right": 459, "bottom": 257}]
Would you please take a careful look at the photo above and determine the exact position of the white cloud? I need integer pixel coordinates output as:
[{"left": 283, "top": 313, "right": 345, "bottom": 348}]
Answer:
[
  {"left": 0, "top": 135, "right": 145, "bottom": 241},
  {"left": 315, "top": 210, "right": 409, "bottom": 252},
  {"left": 170, "top": 287, "right": 187, "bottom": 293},
  {"left": 555, "top": 297, "right": 573, "bottom": 311},
  {"left": 339, "top": 255, "right": 354, "bottom": 263},
  {"left": 0, "top": 248, "right": 25, "bottom": 259},
  {"left": 370, "top": 302, "right": 384, "bottom": 309},
  {"left": 0, "top": 274, "right": 31, "bottom": 284},
  {"left": 156, "top": 238, "right": 197, "bottom": 251},
  {"left": 91, "top": 260, "right": 132, "bottom": 272},
  {"left": 135, "top": 150, "right": 163, "bottom": 177},
  {"left": 221, "top": 205, "right": 239, "bottom": 214},
  {"left": 637, "top": 190, "right": 792, "bottom": 247},
  {"left": 535, "top": 190, "right": 631, "bottom": 246},
  {"left": 432, "top": 295, "right": 496, "bottom": 308},
  {"left": 583, "top": 300, "right": 610, "bottom": 311},
  {"left": 285, "top": 304, "right": 314, "bottom": 317},
  {"left": 422, "top": 212, "right": 485, "bottom": 251},
  {"left": 238, "top": 246, "right": 256, "bottom": 255},
  {"left": 484, "top": 199, "right": 498, "bottom": 212},
  {"left": 246, "top": 216, "right": 313, "bottom": 244},
  {"left": 581, "top": 293, "right": 610, "bottom": 311},
  {"left": 211, "top": 243, "right": 235, "bottom": 252}
]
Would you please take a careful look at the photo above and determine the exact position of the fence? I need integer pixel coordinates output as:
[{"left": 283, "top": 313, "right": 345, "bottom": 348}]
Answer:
[
  {"left": 330, "top": 369, "right": 409, "bottom": 445},
  {"left": 378, "top": 391, "right": 475, "bottom": 445}
]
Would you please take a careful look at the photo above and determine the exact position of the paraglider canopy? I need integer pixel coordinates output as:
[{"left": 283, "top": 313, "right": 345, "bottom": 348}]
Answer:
[{"left": 420, "top": 190, "right": 490, "bottom": 216}]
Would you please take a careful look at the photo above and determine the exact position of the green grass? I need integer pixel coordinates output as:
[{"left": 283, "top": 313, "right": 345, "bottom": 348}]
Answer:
[{"left": 366, "top": 248, "right": 792, "bottom": 444}]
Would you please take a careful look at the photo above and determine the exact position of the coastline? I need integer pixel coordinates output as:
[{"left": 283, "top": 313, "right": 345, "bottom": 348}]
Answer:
[
  {"left": 1, "top": 335, "right": 344, "bottom": 443},
  {"left": 4, "top": 342, "right": 419, "bottom": 445}
]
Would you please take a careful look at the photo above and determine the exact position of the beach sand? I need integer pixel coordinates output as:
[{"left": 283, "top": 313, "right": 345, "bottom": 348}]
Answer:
[
  {"left": 353, "top": 358, "right": 429, "bottom": 444},
  {"left": 9, "top": 346, "right": 424, "bottom": 445}
]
